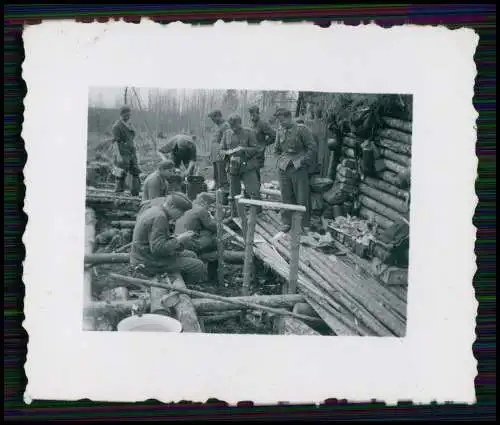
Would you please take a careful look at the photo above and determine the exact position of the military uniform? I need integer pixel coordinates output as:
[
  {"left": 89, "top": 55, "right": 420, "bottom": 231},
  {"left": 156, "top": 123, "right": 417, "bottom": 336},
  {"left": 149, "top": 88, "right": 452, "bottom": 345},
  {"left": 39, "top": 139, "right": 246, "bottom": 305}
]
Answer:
[
  {"left": 251, "top": 119, "right": 276, "bottom": 185},
  {"left": 159, "top": 135, "right": 197, "bottom": 170},
  {"left": 141, "top": 170, "right": 169, "bottom": 202},
  {"left": 175, "top": 204, "right": 217, "bottom": 254},
  {"left": 274, "top": 122, "right": 316, "bottom": 227},
  {"left": 221, "top": 127, "right": 262, "bottom": 201},
  {"left": 130, "top": 204, "right": 207, "bottom": 285},
  {"left": 209, "top": 120, "right": 230, "bottom": 190},
  {"left": 111, "top": 119, "right": 141, "bottom": 196}
]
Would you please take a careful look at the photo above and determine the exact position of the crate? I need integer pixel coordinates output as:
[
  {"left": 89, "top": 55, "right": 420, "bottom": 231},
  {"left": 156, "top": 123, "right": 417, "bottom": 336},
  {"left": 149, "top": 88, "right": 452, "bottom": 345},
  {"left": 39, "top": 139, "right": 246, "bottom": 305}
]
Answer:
[{"left": 353, "top": 240, "right": 370, "bottom": 259}]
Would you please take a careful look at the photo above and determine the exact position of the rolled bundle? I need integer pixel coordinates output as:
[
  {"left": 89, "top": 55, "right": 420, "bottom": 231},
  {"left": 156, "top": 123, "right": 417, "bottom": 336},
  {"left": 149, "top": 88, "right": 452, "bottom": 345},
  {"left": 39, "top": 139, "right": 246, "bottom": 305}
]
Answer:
[
  {"left": 379, "top": 148, "right": 411, "bottom": 167},
  {"left": 378, "top": 128, "right": 412, "bottom": 145},
  {"left": 363, "top": 177, "right": 409, "bottom": 200},
  {"left": 359, "top": 183, "right": 409, "bottom": 214},
  {"left": 358, "top": 194, "right": 408, "bottom": 223},
  {"left": 343, "top": 136, "right": 360, "bottom": 149},
  {"left": 359, "top": 206, "right": 395, "bottom": 230},
  {"left": 381, "top": 117, "right": 412, "bottom": 134}
]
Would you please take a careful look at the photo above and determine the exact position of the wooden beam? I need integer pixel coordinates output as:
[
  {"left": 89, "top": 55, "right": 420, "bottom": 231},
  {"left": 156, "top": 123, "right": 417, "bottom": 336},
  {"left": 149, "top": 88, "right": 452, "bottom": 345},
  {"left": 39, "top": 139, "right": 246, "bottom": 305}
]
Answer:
[
  {"left": 215, "top": 189, "right": 225, "bottom": 287},
  {"left": 192, "top": 294, "right": 304, "bottom": 313},
  {"left": 238, "top": 198, "right": 306, "bottom": 213},
  {"left": 84, "top": 253, "right": 129, "bottom": 265},
  {"left": 242, "top": 205, "right": 258, "bottom": 295},
  {"left": 287, "top": 211, "right": 302, "bottom": 295}
]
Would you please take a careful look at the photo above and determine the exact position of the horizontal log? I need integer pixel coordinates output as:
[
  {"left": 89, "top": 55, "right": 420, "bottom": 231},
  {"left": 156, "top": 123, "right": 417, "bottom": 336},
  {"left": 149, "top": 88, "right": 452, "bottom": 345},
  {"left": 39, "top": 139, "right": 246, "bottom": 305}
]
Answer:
[
  {"left": 192, "top": 294, "right": 304, "bottom": 313},
  {"left": 381, "top": 117, "right": 412, "bottom": 134},
  {"left": 363, "top": 177, "right": 409, "bottom": 200},
  {"left": 238, "top": 198, "right": 306, "bottom": 213},
  {"left": 378, "top": 128, "right": 412, "bottom": 145},
  {"left": 200, "top": 311, "right": 241, "bottom": 323},
  {"left": 358, "top": 195, "right": 408, "bottom": 223},
  {"left": 359, "top": 183, "right": 409, "bottom": 214},
  {"left": 293, "top": 302, "right": 320, "bottom": 319},
  {"left": 260, "top": 187, "right": 281, "bottom": 198},
  {"left": 111, "top": 220, "right": 136, "bottom": 228},
  {"left": 377, "top": 158, "right": 408, "bottom": 176},
  {"left": 379, "top": 148, "right": 411, "bottom": 167},
  {"left": 377, "top": 137, "right": 411, "bottom": 156},
  {"left": 358, "top": 206, "right": 395, "bottom": 230},
  {"left": 83, "top": 299, "right": 150, "bottom": 317},
  {"left": 378, "top": 170, "right": 402, "bottom": 187},
  {"left": 84, "top": 253, "right": 130, "bottom": 265},
  {"left": 109, "top": 273, "right": 323, "bottom": 325},
  {"left": 274, "top": 316, "right": 321, "bottom": 335}
]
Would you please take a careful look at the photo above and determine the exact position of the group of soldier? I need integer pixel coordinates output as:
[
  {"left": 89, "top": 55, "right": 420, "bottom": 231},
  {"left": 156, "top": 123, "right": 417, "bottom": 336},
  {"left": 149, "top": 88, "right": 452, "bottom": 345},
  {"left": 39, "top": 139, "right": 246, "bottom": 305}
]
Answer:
[{"left": 108, "top": 103, "right": 318, "bottom": 284}]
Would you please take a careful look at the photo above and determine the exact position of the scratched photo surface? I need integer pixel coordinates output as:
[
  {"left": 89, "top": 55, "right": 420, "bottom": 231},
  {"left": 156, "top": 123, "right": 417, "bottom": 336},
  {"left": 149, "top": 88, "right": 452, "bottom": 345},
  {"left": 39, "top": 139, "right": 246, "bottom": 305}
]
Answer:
[
  {"left": 23, "top": 21, "right": 477, "bottom": 405},
  {"left": 83, "top": 87, "right": 412, "bottom": 337}
]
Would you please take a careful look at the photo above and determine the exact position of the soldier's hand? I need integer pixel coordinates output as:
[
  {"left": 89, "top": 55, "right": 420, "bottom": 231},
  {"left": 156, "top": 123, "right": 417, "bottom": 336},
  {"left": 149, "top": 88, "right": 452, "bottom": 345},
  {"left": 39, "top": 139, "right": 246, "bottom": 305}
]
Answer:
[
  {"left": 177, "top": 231, "right": 196, "bottom": 244},
  {"left": 218, "top": 150, "right": 227, "bottom": 161}
]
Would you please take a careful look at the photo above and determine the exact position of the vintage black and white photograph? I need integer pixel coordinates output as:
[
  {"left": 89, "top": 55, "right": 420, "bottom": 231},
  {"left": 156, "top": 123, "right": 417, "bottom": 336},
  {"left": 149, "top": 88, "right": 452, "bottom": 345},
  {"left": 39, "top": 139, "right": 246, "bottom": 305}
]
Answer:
[{"left": 83, "top": 87, "right": 412, "bottom": 336}]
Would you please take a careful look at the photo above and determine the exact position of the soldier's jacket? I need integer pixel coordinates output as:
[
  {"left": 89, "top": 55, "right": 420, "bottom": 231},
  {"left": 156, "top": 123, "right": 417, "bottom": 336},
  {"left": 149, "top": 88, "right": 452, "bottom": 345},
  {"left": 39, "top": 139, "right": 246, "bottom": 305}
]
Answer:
[
  {"left": 175, "top": 204, "right": 217, "bottom": 235},
  {"left": 141, "top": 171, "right": 169, "bottom": 202},
  {"left": 130, "top": 205, "right": 182, "bottom": 268},
  {"left": 274, "top": 123, "right": 316, "bottom": 172},
  {"left": 251, "top": 119, "right": 276, "bottom": 162},
  {"left": 209, "top": 121, "right": 231, "bottom": 163},
  {"left": 111, "top": 119, "right": 137, "bottom": 161},
  {"left": 221, "top": 127, "right": 261, "bottom": 173}
]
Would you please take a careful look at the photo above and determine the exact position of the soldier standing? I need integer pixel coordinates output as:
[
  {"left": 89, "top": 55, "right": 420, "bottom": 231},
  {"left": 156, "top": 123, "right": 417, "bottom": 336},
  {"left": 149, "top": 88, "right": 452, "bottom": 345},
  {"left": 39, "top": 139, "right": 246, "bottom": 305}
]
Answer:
[
  {"left": 273, "top": 108, "right": 316, "bottom": 232},
  {"left": 111, "top": 106, "right": 142, "bottom": 196},
  {"left": 208, "top": 110, "right": 230, "bottom": 194},
  {"left": 248, "top": 105, "right": 276, "bottom": 186},
  {"left": 220, "top": 113, "right": 262, "bottom": 202}
]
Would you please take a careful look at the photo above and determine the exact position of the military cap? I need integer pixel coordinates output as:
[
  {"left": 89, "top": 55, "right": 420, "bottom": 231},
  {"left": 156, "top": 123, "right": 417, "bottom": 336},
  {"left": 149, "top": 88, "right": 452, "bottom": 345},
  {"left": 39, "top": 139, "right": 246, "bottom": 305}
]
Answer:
[
  {"left": 120, "top": 105, "right": 131, "bottom": 114},
  {"left": 227, "top": 113, "right": 242, "bottom": 124},
  {"left": 273, "top": 107, "right": 292, "bottom": 117},
  {"left": 248, "top": 105, "right": 260, "bottom": 113},
  {"left": 167, "top": 192, "right": 193, "bottom": 211},
  {"left": 208, "top": 109, "right": 223, "bottom": 119}
]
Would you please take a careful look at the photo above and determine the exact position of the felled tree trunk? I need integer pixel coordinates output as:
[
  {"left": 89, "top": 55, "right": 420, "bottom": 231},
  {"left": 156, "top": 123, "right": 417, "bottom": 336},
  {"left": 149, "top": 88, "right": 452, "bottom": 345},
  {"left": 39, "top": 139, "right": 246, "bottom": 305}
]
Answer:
[
  {"left": 359, "top": 206, "right": 395, "bottom": 229},
  {"left": 376, "top": 137, "right": 412, "bottom": 156},
  {"left": 358, "top": 194, "right": 408, "bottom": 223},
  {"left": 192, "top": 294, "right": 304, "bottom": 313},
  {"left": 359, "top": 183, "right": 409, "bottom": 214},
  {"left": 379, "top": 148, "right": 411, "bottom": 167},
  {"left": 84, "top": 253, "right": 130, "bottom": 265},
  {"left": 381, "top": 117, "right": 412, "bottom": 134},
  {"left": 363, "top": 177, "right": 409, "bottom": 200},
  {"left": 378, "top": 128, "right": 412, "bottom": 145},
  {"left": 274, "top": 316, "right": 320, "bottom": 335}
]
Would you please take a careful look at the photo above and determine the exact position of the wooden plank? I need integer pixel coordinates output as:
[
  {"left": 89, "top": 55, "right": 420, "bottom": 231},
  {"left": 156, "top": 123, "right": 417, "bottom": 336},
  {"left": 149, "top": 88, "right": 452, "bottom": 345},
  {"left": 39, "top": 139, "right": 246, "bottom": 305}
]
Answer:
[
  {"left": 192, "top": 294, "right": 304, "bottom": 313},
  {"left": 242, "top": 206, "right": 258, "bottom": 295},
  {"left": 287, "top": 211, "right": 302, "bottom": 295},
  {"left": 238, "top": 198, "right": 307, "bottom": 213},
  {"left": 215, "top": 189, "right": 225, "bottom": 286}
]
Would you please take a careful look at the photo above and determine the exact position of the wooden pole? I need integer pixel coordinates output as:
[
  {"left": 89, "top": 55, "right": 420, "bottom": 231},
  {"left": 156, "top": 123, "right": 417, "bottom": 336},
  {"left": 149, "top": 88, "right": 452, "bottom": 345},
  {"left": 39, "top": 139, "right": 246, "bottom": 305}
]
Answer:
[
  {"left": 84, "top": 208, "right": 97, "bottom": 303},
  {"left": 192, "top": 294, "right": 304, "bottom": 313},
  {"left": 242, "top": 205, "right": 258, "bottom": 296},
  {"left": 84, "top": 253, "right": 130, "bottom": 265},
  {"left": 166, "top": 272, "right": 203, "bottom": 333},
  {"left": 109, "top": 273, "right": 323, "bottom": 324},
  {"left": 215, "top": 189, "right": 225, "bottom": 286},
  {"left": 287, "top": 211, "right": 302, "bottom": 295},
  {"left": 235, "top": 195, "right": 247, "bottom": 240}
]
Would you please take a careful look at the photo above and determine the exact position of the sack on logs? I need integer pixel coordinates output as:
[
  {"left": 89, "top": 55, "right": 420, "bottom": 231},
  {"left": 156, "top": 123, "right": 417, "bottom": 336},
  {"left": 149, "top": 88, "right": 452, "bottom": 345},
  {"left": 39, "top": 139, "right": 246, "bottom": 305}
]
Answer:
[
  {"left": 337, "top": 165, "right": 358, "bottom": 180},
  {"left": 378, "top": 128, "right": 412, "bottom": 145},
  {"left": 310, "top": 176, "right": 334, "bottom": 193},
  {"left": 323, "top": 185, "right": 349, "bottom": 205},
  {"left": 342, "top": 136, "right": 361, "bottom": 149}
]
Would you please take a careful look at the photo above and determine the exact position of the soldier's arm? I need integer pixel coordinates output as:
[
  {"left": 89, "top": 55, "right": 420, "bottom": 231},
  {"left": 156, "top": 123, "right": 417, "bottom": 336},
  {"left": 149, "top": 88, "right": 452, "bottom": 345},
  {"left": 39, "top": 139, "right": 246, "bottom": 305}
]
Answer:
[
  {"left": 262, "top": 122, "right": 277, "bottom": 146},
  {"left": 198, "top": 209, "right": 217, "bottom": 233},
  {"left": 149, "top": 215, "right": 182, "bottom": 257},
  {"left": 273, "top": 130, "right": 282, "bottom": 155},
  {"left": 144, "top": 176, "right": 163, "bottom": 201},
  {"left": 241, "top": 130, "right": 260, "bottom": 156},
  {"left": 300, "top": 126, "right": 317, "bottom": 167}
]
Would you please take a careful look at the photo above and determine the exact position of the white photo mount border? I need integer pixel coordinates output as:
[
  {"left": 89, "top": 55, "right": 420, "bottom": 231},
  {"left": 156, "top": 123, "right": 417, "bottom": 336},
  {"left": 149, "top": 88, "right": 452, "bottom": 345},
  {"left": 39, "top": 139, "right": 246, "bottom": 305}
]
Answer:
[{"left": 22, "top": 20, "right": 478, "bottom": 406}]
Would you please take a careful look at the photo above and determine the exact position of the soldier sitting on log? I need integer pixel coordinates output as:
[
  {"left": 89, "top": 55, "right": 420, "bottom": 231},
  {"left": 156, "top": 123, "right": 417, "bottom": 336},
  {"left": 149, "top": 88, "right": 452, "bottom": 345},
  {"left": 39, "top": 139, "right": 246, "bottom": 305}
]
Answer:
[
  {"left": 141, "top": 159, "right": 176, "bottom": 202},
  {"left": 130, "top": 193, "right": 208, "bottom": 285},
  {"left": 219, "top": 113, "right": 262, "bottom": 203},
  {"left": 174, "top": 192, "right": 218, "bottom": 256},
  {"left": 273, "top": 108, "right": 316, "bottom": 233}
]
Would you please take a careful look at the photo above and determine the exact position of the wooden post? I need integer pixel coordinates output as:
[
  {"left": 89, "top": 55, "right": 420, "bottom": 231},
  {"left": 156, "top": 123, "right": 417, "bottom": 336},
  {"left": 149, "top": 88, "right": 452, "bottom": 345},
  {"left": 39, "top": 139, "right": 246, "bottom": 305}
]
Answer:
[
  {"left": 167, "top": 272, "right": 202, "bottom": 333},
  {"left": 287, "top": 211, "right": 303, "bottom": 295},
  {"left": 235, "top": 195, "right": 247, "bottom": 240},
  {"left": 242, "top": 205, "right": 258, "bottom": 296},
  {"left": 84, "top": 208, "right": 97, "bottom": 304},
  {"left": 215, "top": 189, "right": 225, "bottom": 286}
]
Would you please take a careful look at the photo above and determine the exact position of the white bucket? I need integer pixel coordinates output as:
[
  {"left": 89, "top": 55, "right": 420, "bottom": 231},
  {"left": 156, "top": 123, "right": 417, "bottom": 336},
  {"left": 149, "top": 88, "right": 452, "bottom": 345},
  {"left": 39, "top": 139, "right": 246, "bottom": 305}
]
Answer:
[{"left": 117, "top": 314, "right": 182, "bottom": 333}]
